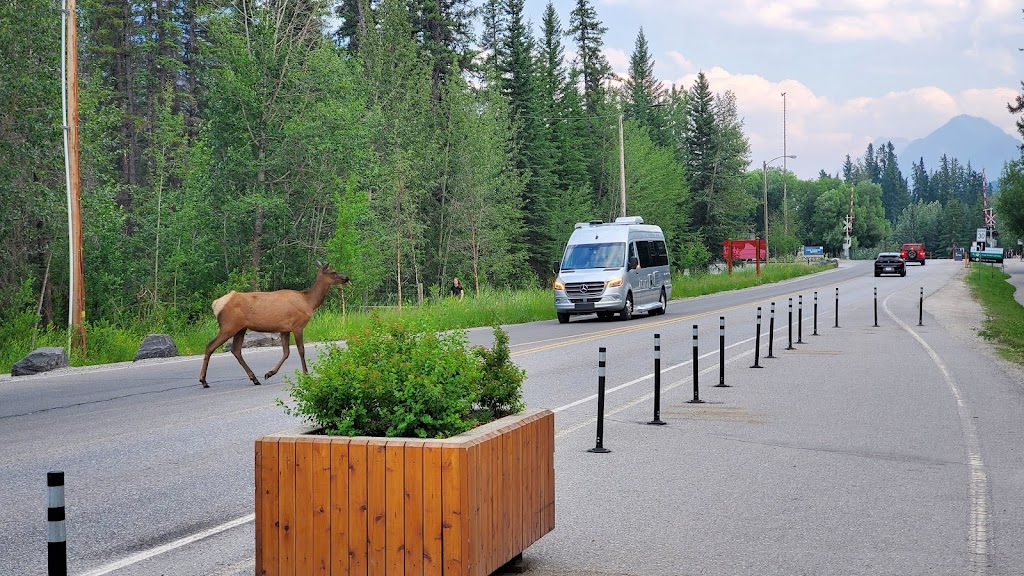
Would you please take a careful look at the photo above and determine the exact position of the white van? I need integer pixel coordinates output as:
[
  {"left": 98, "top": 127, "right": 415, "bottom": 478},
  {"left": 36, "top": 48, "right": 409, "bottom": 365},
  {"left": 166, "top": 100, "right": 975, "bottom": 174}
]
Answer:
[{"left": 552, "top": 216, "right": 671, "bottom": 323}]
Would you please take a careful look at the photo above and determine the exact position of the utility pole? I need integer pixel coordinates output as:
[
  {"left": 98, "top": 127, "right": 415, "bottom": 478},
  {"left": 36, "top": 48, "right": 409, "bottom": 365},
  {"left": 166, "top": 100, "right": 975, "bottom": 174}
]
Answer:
[
  {"left": 63, "top": 0, "right": 86, "bottom": 355},
  {"left": 618, "top": 111, "right": 626, "bottom": 217},
  {"left": 782, "top": 92, "right": 789, "bottom": 235}
]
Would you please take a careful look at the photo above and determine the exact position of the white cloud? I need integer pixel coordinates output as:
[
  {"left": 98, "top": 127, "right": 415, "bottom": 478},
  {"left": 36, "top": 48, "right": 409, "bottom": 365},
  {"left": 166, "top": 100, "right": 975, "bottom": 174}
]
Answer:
[{"left": 659, "top": 64, "right": 1020, "bottom": 178}]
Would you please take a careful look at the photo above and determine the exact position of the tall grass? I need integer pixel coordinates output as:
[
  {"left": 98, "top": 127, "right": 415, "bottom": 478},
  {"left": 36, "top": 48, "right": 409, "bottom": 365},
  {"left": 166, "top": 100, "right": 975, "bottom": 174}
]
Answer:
[
  {"left": 670, "top": 263, "right": 827, "bottom": 298},
  {"left": 965, "top": 263, "right": 1024, "bottom": 365},
  {"left": 1, "top": 263, "right": 828, "bottom": 373}
]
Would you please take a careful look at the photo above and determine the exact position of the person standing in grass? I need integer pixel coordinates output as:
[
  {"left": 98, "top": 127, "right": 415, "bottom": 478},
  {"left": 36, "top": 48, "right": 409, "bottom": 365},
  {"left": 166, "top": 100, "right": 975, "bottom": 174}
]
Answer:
[{"left": 450, "top": 277, "right": 465, "bottom": 301}]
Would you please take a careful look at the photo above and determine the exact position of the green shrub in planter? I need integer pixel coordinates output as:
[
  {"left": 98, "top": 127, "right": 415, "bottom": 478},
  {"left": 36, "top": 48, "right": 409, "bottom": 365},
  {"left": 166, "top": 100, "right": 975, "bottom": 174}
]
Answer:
[{"left": 284, "top": 320, "right": 524, "bottom": 439}]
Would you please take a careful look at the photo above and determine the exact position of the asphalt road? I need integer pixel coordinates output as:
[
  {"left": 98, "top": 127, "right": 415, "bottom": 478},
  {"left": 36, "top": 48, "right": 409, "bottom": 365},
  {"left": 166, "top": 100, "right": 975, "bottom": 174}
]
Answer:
[{"left": 2, "top": 258, "right": 1023, "bottom": 576}]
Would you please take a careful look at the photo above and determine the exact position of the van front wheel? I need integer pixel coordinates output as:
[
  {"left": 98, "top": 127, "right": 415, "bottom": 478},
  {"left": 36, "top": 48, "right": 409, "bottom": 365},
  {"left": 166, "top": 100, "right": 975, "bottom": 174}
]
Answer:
[
  {"left": 619, "top": 295, "right": 633, "bottom": 321},
  {"left": 557, "top": 312, "right": 570, "bottom": 324}
]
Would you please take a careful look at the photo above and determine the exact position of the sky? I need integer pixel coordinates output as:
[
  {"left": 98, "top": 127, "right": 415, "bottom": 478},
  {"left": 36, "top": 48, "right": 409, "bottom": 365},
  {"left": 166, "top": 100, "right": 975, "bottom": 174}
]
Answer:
[{"left": 524, "top": 0, "right": 1024, "bottom": 179}]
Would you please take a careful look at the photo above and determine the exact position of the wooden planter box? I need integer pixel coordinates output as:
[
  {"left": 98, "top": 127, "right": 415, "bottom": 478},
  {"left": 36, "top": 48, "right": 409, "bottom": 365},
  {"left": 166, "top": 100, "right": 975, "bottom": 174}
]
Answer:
[{"left": 255, "top": 408, "right": 555, "bottom": 576}]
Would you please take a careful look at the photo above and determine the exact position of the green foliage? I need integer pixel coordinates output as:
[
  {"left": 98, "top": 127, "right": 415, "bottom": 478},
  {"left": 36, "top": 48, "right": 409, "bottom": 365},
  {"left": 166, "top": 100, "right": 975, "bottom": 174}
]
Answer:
[
  {"left": 472, "top": 327, "right": 526, "bottom": 418},
  {"left": 675, "top": 234, "right": 712, "bottom": 271},
  {"left": 283, "top": 321, "right": 524, "bottom": 438}
]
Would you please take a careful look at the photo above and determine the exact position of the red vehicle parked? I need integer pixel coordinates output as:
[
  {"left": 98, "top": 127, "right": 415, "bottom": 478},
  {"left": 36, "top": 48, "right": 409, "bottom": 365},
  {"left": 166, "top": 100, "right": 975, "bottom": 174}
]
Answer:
[{"left": 900, "top": 242, "right": 926, "bottom": 265}]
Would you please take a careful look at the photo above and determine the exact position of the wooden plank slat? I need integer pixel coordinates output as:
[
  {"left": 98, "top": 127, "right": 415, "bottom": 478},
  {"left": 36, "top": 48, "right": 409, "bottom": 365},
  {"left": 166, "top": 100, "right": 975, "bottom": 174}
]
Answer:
[
  {"left": 367, "top": 439, "right": 388, "bottom": 574},
  {"left": 523, "top": 417, "right": 535, "bottom": 547},
  {"left": 312, "top": 439, "right": 332, "bottom": 575},
  {"left": 544, "top": 412, "right": 556, "bottom": 534},
  {"left": 261, "top": 438, "right": 282, "bottom": 576},
  {"left": 256, "top": 436, "right": 268, "bottom": 569},
  {"left": 348, "top": 439, "right": 369, "bottom": 576},
  {"left": 491, "top": 432, "right": 501, "bottom": 573},
  {"left": 279, "top": 438, "right": 297, "bottom": 576},
  {"left": 255, "top": 440, "right": 264, "bottom": 576},
  {"left": 421, "top": 442, "right": 443, "bottom": 576},
  {"left": 403, "top": 440, "right": 425, "bottom": 576},
  {"left": 296, "top": 438, "right": 315, "bottom": 575},
  {"left": 385, "top": 441, "right": 406, "bottom": 575},
  {"left": 330, "top": 439, "right": 350, "bottom": 576},
  {"left": 510, "top": 425, "right": 522, "bottom": 556},
  {"left": 441, "top": 445, "right": 465, "bottom": 576},
  {"left": 468, "top": 439, "right": 482, "bottom": 576}
]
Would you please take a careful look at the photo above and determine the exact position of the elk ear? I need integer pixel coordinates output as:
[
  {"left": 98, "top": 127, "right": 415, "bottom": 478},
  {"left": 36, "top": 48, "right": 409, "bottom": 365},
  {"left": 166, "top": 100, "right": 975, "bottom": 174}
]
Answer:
[{"left": 316, "top": 260, "right": 324, "bottom": 270}]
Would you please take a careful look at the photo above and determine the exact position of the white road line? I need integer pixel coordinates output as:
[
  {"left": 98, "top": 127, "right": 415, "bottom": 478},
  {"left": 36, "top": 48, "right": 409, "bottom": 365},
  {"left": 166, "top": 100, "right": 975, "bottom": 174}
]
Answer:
[
  {"left": 884, "top": 294, "right": 991, "bottom": 574},
  {"left": 78, "top": 514, "right": 255, "bottom": 576}
]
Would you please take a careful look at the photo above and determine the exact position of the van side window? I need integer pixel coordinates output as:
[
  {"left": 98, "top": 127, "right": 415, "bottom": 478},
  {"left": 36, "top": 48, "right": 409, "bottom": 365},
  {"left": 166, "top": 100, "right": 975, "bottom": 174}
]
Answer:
[
  {"left": 653, "top": 240, "right": 669, "bottom": 266},
  {"left": 636, "top": 240, "right": 653, "bottom": 268}
]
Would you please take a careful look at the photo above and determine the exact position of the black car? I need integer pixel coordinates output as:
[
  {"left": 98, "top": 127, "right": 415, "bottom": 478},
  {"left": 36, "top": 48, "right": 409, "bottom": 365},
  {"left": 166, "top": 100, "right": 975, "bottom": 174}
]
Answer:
[{"left": 874, "top": 252, "right": 907, "bottom": 277}]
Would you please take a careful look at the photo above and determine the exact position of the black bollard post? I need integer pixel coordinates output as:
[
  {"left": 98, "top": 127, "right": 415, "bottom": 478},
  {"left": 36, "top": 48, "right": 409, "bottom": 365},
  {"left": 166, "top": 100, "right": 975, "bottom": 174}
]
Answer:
[
  {"left": 588, "top": 348, "right": 611, "bottom": 453},
  {"left": 918, "top": 287, "right": 924, "bottom": 326},
  {"left": 797, "top": 295, "right": 805, "bottom": 344},
  {"left": 873, "top": 287, "right": 879, "bottom": 327},
  {"left": 649, "top": 334, "right": 666, "bottom": 425},
  {"left": 834, "top": 287, "right": 840, "bottom": 328},
  {"left": 767, "top": 302, "right": 777, "bottom": 359},
  {"left": 813, "top": 291, "right": 819, "bottom": 336},
  {"left": 751, "top": 307, "right": 763, "bottom": 368},
  {"left": 786, "top": 298, "right": 795, "bottom": 350},
  {"left": 48, "top": 471, "right": 67, "bottom": 576},
  {"left": 687, "top": 325, "right": 705, "bottom": 404},
  {"left": 715, "top": 317, "right": 729, "bottom": 387}
]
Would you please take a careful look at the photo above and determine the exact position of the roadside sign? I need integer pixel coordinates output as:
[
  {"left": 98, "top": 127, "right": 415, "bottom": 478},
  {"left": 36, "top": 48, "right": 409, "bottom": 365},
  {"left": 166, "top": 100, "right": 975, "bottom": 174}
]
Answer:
[{"left": 977, "top": 228, "right": 987, "bottom": 242}]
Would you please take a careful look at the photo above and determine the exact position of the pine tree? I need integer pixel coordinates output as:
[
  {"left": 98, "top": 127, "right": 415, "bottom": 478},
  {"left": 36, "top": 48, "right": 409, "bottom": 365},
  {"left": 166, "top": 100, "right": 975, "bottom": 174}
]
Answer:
[
  {"left": 684, "top": 72, "right": 718, "bottom": 251},
  {"left": 412, "top": 0, "right": 476, "bottom": 104},
  {"left": 566, "top": 0, "right": 610, "bottom": 114},
  {"left": 911, "top": 158, "right": 929, "bottom": 203},
  {"left": 879, "top": 142, "right": 909, "bottom": 221},
  {"left": 623, "top": 28, "right": 667, "bottom": 145},
  {"left": 333, "top": 0, "right": 369, "bottom": 53}
]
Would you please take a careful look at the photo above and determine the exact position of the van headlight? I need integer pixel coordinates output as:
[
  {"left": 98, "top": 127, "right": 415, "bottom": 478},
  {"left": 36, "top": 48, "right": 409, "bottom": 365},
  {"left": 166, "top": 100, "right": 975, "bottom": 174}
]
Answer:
[
  {"left": 553, "top": 279, "right": 565, "bottom": 290},
  {"left": 606, "top": 277, "right": 623, "bottom": 288}
]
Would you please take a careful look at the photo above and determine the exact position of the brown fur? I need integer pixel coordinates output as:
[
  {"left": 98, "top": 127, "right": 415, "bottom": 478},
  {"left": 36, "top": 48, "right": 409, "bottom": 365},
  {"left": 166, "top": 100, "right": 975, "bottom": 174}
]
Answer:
[{"left": 198, "top": 262, "right": 350, "bottom": 388}]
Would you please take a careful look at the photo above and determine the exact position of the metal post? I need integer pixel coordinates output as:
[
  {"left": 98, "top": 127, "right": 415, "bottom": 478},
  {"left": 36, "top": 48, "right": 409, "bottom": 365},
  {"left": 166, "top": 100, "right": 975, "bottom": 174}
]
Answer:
[
  {"left": 786, "top": 298, "right": 795, "bottom": 350},
  {"left": 813, "top": 291, "right": 819, "bottom": 336},
  {"left": 873, "top": 287, "right": 879, "bottom": 327},
  {"left": 834, "top": 287, "right": 840, "bottom": 328},
  {"left": 751, "top": 307, "right": 763, "bottom": 368},
  {"left": 715, "top": 317, "right": 729, "bottom": 387},
  {"left": 687, "top": 325, "right": 704, "bottom": 404},
  {"left": 649, "top": 334, "right": 665, "bottom": 425},
  {"left": 588, "top": 348, "right": 610, "bottom": 453},
  {"left": 48, "top": 471, "right": 67, "bottom": 576},
  {"left": 767, "top": 302, "right": 777, "bottom": 358},
  {"left": 797, "top": 295, "right": 805, "bottom": 344},
  {"left": 918, "top": 287, "right": 924, "bottom": 326}
]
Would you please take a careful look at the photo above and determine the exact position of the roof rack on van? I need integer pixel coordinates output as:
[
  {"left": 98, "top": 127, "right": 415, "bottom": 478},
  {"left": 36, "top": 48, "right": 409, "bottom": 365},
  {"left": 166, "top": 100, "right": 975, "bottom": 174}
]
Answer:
[
  {"left": 574, "top": 220, "right": 604, "bottom": 229},
  {"left": 614, "top": 216, "right": 644, "bottom": 224}
]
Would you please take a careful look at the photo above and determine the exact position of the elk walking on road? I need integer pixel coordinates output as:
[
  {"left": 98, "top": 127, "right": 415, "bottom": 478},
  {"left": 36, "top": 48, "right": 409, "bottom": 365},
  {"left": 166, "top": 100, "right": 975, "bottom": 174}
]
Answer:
[{"left": 198, "top": 262, "right": 350, "bottom": 388}]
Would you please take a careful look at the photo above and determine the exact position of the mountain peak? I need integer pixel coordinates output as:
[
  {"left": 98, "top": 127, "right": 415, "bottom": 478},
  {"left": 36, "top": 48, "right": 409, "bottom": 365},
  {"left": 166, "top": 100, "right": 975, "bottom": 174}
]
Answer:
[{"left": 895, "top": 115, "right": 1020, "bottom": 176}]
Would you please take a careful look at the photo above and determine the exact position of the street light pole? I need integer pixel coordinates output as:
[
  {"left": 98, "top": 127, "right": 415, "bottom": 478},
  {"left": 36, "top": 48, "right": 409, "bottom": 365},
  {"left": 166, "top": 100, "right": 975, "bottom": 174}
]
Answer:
[{"left": 762, "top": 160, "right": 769, "bottom": 262}]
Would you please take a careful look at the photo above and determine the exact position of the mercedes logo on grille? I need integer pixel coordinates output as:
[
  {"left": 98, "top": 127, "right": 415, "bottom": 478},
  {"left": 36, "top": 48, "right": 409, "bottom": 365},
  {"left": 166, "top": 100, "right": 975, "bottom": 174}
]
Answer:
[{"left": 580, "top": 285, "right": 589, "bottom": 293}]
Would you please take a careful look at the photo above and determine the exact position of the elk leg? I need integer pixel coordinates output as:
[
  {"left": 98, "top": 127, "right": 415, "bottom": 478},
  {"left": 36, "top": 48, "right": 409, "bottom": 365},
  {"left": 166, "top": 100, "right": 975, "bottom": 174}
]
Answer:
[
  {"left": 230, "top": 329, "right": 261, "bottom": 386},
  {"left": 265, "top": 332, "right": 291, "bottom": 380},
  {"left": 199, "top": 329, "right": 234, "bottom": 388},
  {"left": 294, "top": 330, "right": 308, "bottom": 374}
]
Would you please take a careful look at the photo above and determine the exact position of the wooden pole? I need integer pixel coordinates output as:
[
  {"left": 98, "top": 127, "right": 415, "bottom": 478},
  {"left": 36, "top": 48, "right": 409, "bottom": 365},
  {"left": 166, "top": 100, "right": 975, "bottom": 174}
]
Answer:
[{"left": 66, "top": 0, "right": 86, "bottom": 355}]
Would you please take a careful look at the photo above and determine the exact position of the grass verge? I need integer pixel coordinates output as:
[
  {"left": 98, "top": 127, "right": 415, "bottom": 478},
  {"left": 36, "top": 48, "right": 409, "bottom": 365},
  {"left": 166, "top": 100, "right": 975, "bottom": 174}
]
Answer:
[{"left": 965, "top": 263, "right": 1024, "bottom": 366}]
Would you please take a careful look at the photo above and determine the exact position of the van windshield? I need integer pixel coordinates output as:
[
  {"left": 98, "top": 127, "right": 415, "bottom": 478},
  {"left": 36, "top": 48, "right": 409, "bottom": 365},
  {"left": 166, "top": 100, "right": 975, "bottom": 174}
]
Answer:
[{"left": 560, "top": 242, "right": 626, "bottom": 270}]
